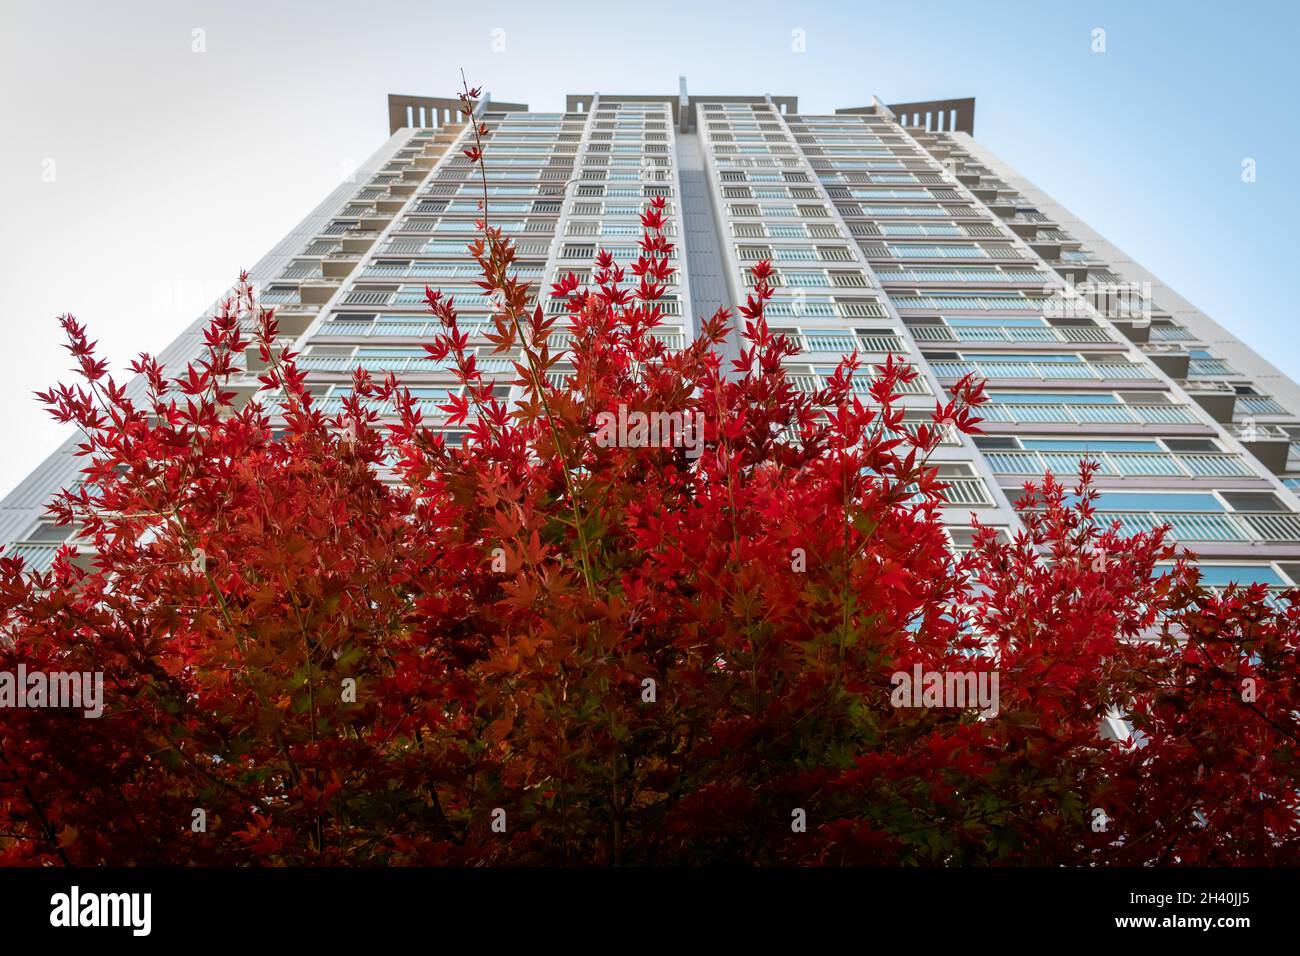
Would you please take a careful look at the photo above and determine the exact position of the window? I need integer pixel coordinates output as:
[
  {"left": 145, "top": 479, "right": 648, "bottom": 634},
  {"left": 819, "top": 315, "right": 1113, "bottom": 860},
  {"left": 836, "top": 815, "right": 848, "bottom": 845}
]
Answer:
[
  {"left": 24, "top": 521, "right": 72, "bottom": 543},
  {"left": 986, "top": 393, "right": 1118, "bottom": 405},
  {"left": 1019, "top": 439, "right": 1162, "bottom": 452},
  {"left": 1220, "top": 492, "right": 1286, "bottom": 513},
  {"left": 1184, "top": 565, "right": 1288, "bottom": 587},
  {"left": 1094, "top": 492, "right": 1223, "bottom": 513}
]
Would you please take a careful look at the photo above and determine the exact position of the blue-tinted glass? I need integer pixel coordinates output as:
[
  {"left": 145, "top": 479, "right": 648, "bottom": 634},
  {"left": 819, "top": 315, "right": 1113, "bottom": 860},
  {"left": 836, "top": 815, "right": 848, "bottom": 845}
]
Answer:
[
  {"left": 1022, "top": 439, "right": 1161, "bottom": 452},
  {"left": 1095, "top": 492, "right": 1223, "bottom": 512},
  {"left": 1196, "top": 565, "right": 1286, "bottom": 587},
  {"left": 987, "top": 392, "right": 1118, "bottom": 404}
]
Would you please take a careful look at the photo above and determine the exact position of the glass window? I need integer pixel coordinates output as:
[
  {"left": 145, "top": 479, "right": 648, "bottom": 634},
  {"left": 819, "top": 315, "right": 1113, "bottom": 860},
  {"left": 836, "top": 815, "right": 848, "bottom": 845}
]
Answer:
[
  {"left": 1094, "top": 492, "right": 1223, "bottom": 513},
  {"left": 986, "top": 393, "right": 1119, "bottom": 404},
  {"left": 1193, "top": 565, "right": 1287, "bottom": 587},
  {"left": 948, "top": 317, "right": 1046, "bottom": 327},
  {"left": 1022, "top": 439, "right": 1161, "bottom": 452},
  {"left": 963, "top": 353, "right": 1081, "bottom": 363}
]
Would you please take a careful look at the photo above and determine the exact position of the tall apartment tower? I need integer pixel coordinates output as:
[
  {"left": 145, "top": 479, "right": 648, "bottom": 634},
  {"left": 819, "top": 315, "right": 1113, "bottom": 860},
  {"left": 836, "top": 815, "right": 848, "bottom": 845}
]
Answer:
[{"left": 6, "top": 86, "right": 1300, "bottom": 600}]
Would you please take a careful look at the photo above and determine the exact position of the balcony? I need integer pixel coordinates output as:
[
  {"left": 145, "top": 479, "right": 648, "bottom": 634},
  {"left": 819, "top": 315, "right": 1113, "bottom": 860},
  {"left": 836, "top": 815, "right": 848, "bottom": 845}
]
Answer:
[
  {"left": 1149, "top": 325, "right": 1197, "bottom": 342},
  {"left": 342, "top": 236, "right": 383, "bottom": 254},
  {"left": 909, "top": 324, "right": 1113, "bottom": 345},
  {"left": 360, "top": 263, "right": 486, "bottom": 280},
  {"left": 983, "top": 449, "right": 1257, "bottom": 479},
  {"left": 300, "top": 280, "right": 341, "bottom": 305},
  {"left": 549, "top": 330, "right": 686, "bottom": 350},
  {"left": 1026, "top": 236, "right": 1062, "bottom": 259},
  {"left": 1099, "top": 511, "right": 1300, "bottom": 544},
  {"left": 978, "top": 402, "right": 1204, "bottom": 427},
  {"left": 297, "top": 354, "right": 457, "bottom": 374},
  {"left": 312, "top": 395, "right": 455, "bottom": 417},
  {"left": 259, "top": 288, "right": 302, "bottom": 305},
  {"left": 341, "top": 290, "right": 394, "bottom": 307},
  {"left": 787, "top": 332, "right": 908, "bottom": 354},
  {"left": 1110, "top": 318, "right": 1152, "bottom": 344},
  {"left": 1235, "top": 395, "right": 1288, "bottom": 416},
  {"left": 937, "top": 477, "right": 994, "bottom": 507},
  {"left": 322, "top": 254, "right": 363, "bottom": 280},
  {"left": 474, "top": 358, "right": 525, "bottom": 374},
  {"left": 1140, "top": 344, "right": 1190, "bottom": 379},
  {"left": 789, "top": 370, "right": 931, "bottom": 396},
  {"left": 1203, "top": 585, "right": 1292, "bottom": 609},
  {"left": 1231, "top": 422, "right": 1293, "bottom": 473},
  {"left": 890, "top": 294, "right": 1042, "bottom": 312},
  {"left": 1182, "top": 380, "right": 1237, "bottom": 422},
  {"left": 339, "top": 288, "right": 498, "bottom": 309},
  {"left": 239, "top": 310, "right": 316, "bottom": 337},
  {"left": 874, "top": 268, "right": 1051, "bottom": 285},
  {"left": 1006, "top": 219, "right": 1051, "bottom": 239},
  {"left": 928, "top": 360, "right": 1156, "bottom": 381},
  {"left": 5, "top": 541, "right": 95, "bottom": 574},
  {"left": 1187, "top": 357, "right": 1236, "bottom": 377},
  {"left": 317, "top": 320, "right": 459, "bottom": 339},
  {"left": 6, "top": 541, "right": 60, "bottom": 573},
  {"left": 762, "top": 301, "right": 888, "bottom": 320}
]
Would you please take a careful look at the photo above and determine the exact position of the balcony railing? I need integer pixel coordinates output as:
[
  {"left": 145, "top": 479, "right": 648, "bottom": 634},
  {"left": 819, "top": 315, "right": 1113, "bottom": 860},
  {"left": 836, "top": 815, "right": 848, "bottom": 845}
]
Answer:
[
  {"left": 788, "top": 371, "right": 931, "bottom": 396},
  {"left": 297, "top": 355, "right": 458, "bottom": 374},
  {"left": 341, "top": 289, "right": 499, "bottom": 308},
  {"left": 548, "top": 330, "right": 686, "bottom": 350},
  {"left": 978, "top": 402, "right": 1202, "bottom": 426},
  {"left": 312, "top": 396, "right": 455, "bottom": 416},
  {"left": 929, "top": 360, "right": 1155, "bottom": 381},
  {"left": 360, "top": 263, "right": 546, "bottom": 280},
  {"left": 910, "top": 324, "right": 1113, "bottom": 345},
  {"left": 341, "top": 291, "right": 392, "bottom": 306},
  {"left": 1149, "top": 325, "right": 1197, "bottom": 342},
  {"left": 874, "top": 268, "right": 1050, "bottom": 284},
  {"left": 1236, "top": 396, "right": 1288, "bottom": 416},
  {"left": 1187, "top": 358, "right": 1235, "bottom": 376},
  {"left": 891, "top": 294, "right": 1041, "bottom": 311},
  {"left": 789, "top": 333, "right": 908, "bottom": 353},
  {"left": 937, "top": 477, "right": 993, "bottom": 506},
  {"left": 474, "top": 358, "right": 522, "bottom": 373},
  {"left": 280, "top": 265, "right": 323, "bottom": 280},
  {"left": 1230, "top": 423, "right": 1291, "bottom": 441},
  {"left": 983, "top": 450, "right": 1257, "bottom": 479},
  {"left": 763, "top": 302, "right": 888, "bottom": 320},
  {"left": 1099, "top": 511, "right": 1300, "bottom": 544},
  {"left": 316, "top": 321, "right": 451, "bottom": 338},
  {"left": 6, "top": 542, "right": 61, "bottom": 573},
  {"left": 1203, "top": 585, "right": 1292, "bottom": 609}
]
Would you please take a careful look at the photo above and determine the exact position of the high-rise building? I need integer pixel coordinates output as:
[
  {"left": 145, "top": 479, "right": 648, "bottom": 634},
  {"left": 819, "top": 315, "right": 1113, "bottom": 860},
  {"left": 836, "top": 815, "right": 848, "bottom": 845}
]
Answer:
[{"left": 7, "top": 85, "right": 1300, "bottom": 601}]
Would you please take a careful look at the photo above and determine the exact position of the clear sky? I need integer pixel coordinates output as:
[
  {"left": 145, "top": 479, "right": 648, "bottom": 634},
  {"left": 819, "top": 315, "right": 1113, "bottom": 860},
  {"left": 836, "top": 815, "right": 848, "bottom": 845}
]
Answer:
[{"left": 1, "top": 0, "right": 1296, "bottom": 499}]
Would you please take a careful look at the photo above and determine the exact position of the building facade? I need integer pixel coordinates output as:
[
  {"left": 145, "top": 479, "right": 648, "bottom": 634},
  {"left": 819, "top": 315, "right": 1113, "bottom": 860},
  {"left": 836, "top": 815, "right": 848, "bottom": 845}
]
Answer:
[{"left": 6, "top": 85, "right": 1300, "bottom": 600}]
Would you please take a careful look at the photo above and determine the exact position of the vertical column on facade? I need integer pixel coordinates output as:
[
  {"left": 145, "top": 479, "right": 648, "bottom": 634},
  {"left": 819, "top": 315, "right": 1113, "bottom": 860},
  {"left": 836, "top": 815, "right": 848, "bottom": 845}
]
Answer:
[
  {"left": 542, "top": 96, "right": 692, "bottom": 360},
  {"left": 693, "top": 97, "right": 1018, "bottom": 540}
]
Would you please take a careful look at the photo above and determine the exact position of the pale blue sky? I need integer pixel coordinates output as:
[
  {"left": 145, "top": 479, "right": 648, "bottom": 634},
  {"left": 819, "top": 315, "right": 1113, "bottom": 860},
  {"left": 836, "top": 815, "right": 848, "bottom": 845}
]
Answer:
[{"left": 0, "top": 0, "right": 1295, "bottom": 498}]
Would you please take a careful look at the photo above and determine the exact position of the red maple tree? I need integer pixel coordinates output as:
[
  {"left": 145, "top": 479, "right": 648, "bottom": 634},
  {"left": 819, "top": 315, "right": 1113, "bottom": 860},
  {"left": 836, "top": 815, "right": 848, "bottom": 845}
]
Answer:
[{"left": 1, "top": 84, "right": 1296, "bottom": 866}]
